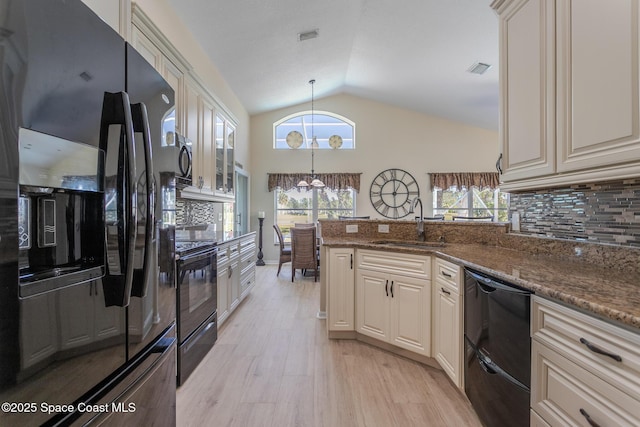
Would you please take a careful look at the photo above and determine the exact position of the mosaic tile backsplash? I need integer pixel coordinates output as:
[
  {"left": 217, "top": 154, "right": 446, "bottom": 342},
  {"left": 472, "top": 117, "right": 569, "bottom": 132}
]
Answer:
[
  {"left": 510, "top": 178, "right": 640, "bottom": 247},
  {"left": 176, "top": 198, "right": 221, "bottom": 226}
]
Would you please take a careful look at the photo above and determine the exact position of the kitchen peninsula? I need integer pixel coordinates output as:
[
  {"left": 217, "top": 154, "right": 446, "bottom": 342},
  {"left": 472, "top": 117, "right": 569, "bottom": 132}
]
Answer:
[
  {"left": 320, "top": 219, "right": 640, "bottom": 426},
  {"left": 319, "top": 219, "right": 640, "bottom": 330}
]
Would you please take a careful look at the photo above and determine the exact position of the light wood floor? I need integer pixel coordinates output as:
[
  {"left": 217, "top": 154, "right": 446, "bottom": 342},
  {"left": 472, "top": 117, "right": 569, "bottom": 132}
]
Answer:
[{"left": 176, "top": 265, "right": 482, "bottom": 427}]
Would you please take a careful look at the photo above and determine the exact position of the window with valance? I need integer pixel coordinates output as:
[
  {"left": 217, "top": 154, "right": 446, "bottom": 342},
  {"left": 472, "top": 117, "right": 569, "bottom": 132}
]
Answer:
[
  {"left": 429, "top": 172, "right": 500, "bottom": 190},
  {"left": 267, "top": 173, "right": 362, "bottom": 192},
  {"left": 429, "top": 172, "right": 508, "bottom": 221}
]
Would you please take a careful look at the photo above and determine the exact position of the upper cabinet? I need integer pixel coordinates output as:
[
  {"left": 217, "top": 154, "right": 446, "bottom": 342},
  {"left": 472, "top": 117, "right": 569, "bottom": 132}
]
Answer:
[
  {"left": 131, "top": 5, "right": 237, "bottom": 202},
  {"left": 493, "top": 0, "right": 640, "bottom": 191}
]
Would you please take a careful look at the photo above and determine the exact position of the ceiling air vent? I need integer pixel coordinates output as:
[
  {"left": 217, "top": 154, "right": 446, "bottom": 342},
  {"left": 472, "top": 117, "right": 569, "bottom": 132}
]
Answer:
[
  {"left": 298, "top": 29, "right": 319, "bottom": 42},
  {"left": 467, "top": 62, "right": 492, "bottom": 75}
]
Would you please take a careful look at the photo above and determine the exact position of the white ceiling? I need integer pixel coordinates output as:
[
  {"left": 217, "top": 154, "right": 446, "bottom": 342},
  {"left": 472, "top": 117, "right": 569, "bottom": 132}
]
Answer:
[{"left": 166, "top": 0, "right": 499, "bottom": 130}]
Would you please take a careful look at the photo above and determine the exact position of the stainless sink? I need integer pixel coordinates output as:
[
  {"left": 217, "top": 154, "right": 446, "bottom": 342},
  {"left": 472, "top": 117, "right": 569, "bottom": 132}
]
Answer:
[{"left": 372, "top": 240, "right": 445, "bottom": 248}]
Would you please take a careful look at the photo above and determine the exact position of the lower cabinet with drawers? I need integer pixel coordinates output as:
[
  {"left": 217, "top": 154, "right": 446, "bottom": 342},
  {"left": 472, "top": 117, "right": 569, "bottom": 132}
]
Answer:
[
  {"left": 217, "top": 233, "right": 256, "bottom": 326},
  {"left": 531, "top": 296, "right": 640, "bottom": 426},
  {"left": 432, "top": 257, "right": 463, "bottom": 389}
]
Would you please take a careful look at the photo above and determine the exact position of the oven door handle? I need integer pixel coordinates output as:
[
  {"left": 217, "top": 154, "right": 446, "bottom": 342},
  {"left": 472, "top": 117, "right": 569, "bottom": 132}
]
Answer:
[{"left": 177, "top": 248, "right": 218, "bottom": 269}]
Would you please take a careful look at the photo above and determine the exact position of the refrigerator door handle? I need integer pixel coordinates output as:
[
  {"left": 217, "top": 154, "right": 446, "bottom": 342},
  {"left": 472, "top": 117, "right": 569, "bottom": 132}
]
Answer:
[
  {"left": 130, "top": 102, "right": 154, "bottom": 298},
  {"left": 100, "top": 91, "right": 137, "bottom": 308},
  {"left": 123, "top": 92, "right": 138, "bottom": 308}
]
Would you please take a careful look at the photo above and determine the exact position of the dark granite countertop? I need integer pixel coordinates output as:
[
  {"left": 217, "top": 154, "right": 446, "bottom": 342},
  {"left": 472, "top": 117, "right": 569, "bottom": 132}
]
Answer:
[{"left": 322, "top": 238, "right": 640, "bottom": 331}]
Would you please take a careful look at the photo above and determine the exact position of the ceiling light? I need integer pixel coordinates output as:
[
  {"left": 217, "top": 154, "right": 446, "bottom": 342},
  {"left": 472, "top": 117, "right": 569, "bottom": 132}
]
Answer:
[
  {"left": 298, "top": 79, "right": 324, "bottom": 189},
  {"left": 298, "top": 29, "right": 319, "bottom": 42},
  {"left": 467, "top": 62, "right": 492, "bottom": 75}
]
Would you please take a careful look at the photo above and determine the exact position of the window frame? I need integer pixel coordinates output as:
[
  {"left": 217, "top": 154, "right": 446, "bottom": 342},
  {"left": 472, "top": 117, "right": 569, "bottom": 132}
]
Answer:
[
  {"left": 273, "top": 187, "right": 357, "bottom": 243},
  {"left": 273, "top": 111, "right": 356, "bottom": 150},
  {"left": 432, "top": 186, "right": 510, "bottom": 221}
]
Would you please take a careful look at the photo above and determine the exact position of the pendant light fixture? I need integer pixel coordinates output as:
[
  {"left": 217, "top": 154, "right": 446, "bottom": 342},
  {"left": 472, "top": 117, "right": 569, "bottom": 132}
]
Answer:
[{"left": 297, "top": 79, "right": 325, "bottom": 188}]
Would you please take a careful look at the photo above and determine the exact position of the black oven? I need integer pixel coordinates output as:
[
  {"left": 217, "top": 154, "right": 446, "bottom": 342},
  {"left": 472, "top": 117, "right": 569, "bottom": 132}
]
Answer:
[{"left": 176, "top": 242, "right": 217, "bottom": 385}]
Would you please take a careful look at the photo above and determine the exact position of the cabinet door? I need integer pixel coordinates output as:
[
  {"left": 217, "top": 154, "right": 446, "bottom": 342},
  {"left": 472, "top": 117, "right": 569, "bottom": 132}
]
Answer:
[
  {"left": 434, "top": 287, "right": 462, "bottom": 388},
  {"left": 556, "top": 0, "right": 640, "bottom": 172},
  {"left": 131, "top": 27, "right": 161, "bottom": 70},
  {"left": 225, "top": 123, "right": 235, "bottom": 195},
  {"left": 20, "top": 292, "right": 57, "bottom": 369},
  {"left": 184, "top": 76, "right": 200, "bottom": 187},
  {"left": 215, "top": 114, "right": 225, "bottom": 193},
  {"left": 328, "top": 248, "right": 355, "bottom": 331},
  {"left": 199, "top": 95, "right": 215, "bottom": 194},
  {"left": 497, "top": 0, "right": 556, "bottom": 181},
  {"left": 229, "top": 259, "right": 240, "bottom": 312},
  {"left": 389, "top": 275, "right": 431, "bottom": 356},
  {"left": 58, "top": 283, "right": 94, "bottom": 350},
  {"left": 162, "top": 59, "right": 184, "bottom": 135},
  {"left": 356, "top": 270, "right": 389, "bottom": 341},
  {"left": 217, "top": 265, "right": 230, "bottom": 326}
]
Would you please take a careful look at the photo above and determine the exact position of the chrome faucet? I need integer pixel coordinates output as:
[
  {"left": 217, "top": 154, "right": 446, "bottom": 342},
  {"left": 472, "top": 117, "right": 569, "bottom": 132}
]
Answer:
[{"left": 409, "top": 197, "right": 425, "bottom": 241}]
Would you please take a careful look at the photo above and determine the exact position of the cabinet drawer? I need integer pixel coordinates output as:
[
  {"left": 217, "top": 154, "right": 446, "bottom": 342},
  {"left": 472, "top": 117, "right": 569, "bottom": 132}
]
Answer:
[
  {"left": 240, "top": 269, "right": 255, "bottom": 296},
  {"left": 356, "top": 249, "right": 430, "bottom": 279},
  {"left": 239, "top": 237, "right": 256, "bottom": 254},
  {"left": 532, "top": 340, "right": 640, "bottom": 427},
  {"left": 434, "top": 257, "right": 460, "bottom": 293},
  {"left": 532, "top": 296, "right": 640, "bottom": 397}
]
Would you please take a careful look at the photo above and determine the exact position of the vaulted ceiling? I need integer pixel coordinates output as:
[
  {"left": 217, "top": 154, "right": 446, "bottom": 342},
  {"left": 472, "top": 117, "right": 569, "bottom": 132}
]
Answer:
[{"left": 167, "top": 0, "right": 499, "bottom": 130}]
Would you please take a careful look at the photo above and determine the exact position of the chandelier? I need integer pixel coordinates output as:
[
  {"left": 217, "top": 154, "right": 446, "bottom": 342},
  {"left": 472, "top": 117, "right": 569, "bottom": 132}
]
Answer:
[{"left": 297, "top": 79, "right": 324, "bottom": 188}]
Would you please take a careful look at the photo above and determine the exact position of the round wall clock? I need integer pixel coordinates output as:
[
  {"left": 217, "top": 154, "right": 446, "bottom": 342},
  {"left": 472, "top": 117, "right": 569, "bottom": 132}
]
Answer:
[
  {"left": 286, "top": 130, "right": 303, "bottom": 149},
  {"left": 369, "top": 168, "right": 420, "bottom": 219}
]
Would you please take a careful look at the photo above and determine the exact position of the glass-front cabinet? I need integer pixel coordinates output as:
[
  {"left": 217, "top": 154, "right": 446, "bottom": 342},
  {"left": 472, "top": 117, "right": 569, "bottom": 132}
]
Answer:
[{"left": 215, "top": 114, "right": 235, "bottom": 198}]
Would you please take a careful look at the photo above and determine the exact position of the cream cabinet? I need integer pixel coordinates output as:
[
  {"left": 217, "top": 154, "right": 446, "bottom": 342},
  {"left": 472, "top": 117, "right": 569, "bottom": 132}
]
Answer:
[
  {"left": 131, "top": 9, "right": 190, "bottom": 137},
  {"left": 531, "top": 296, "right": 640, "bottom": 426},
  {"left": 494, "top": 0, "right": 555, "bottom": 183},
  {"left": 215, "top": 114, "right": 236, "bottom": 198},
  {"left": 356, "top": 250, "right": 431, "bottom": 356},
  {"left": 131, "top": 6, "right": 236, "bottom": 202},
  {"left": 327, "top": 248, "right": 355, "bottom": 332},
  {"left": 217, "top": 233, "right": 256, "bottom": 326},
  {"left": 493, "top": 0, "right": 640, "bottom": 190},
  {"left": 239, "top": 235, "right": 257, "bottom": 300},
  {"left": 433, "top": 258, "right": 463, "bottom": 389}
]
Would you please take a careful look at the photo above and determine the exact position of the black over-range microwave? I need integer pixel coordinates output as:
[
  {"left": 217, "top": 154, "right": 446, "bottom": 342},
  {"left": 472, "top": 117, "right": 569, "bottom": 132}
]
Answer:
[{"left": 174, "top": 132, "right": 192, "bottom": 188}]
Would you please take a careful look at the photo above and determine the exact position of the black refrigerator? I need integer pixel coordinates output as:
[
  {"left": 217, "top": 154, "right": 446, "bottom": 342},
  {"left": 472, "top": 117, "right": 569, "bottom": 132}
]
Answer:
[{"left": 0, "top": 0, "right": 178, "bottom": 425}]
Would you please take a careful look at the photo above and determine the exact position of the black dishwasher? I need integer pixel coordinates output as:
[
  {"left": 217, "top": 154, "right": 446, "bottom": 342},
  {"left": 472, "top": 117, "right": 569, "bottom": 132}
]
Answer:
[{"left": 464, "top": 268, "right": 532, "bottom": 427}]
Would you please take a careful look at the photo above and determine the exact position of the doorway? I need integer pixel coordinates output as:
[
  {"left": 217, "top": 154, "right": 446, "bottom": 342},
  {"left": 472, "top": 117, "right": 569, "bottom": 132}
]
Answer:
[{"left": 235, "top": 168, "right": 249, "bottom": 235}]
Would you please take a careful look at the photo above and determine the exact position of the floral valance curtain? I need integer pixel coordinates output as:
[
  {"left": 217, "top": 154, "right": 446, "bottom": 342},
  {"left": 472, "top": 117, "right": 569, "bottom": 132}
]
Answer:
[
  {"left": 267, "top": 173, "right": 362, "bottom": 192},
  {"left": 429, "top": 172, "right": 500, "bottom": 190}
]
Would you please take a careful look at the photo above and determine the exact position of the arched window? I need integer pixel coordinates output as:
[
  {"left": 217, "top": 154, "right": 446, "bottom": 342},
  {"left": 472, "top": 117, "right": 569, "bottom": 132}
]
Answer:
[{"left": 273, "top": 111, "right": 355, "bottom": 149}]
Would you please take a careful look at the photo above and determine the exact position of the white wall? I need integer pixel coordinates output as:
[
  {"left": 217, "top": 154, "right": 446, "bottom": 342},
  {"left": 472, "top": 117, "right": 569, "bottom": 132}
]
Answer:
[{"left": 250, "top": 93, "right": 499, "bottom": 263}]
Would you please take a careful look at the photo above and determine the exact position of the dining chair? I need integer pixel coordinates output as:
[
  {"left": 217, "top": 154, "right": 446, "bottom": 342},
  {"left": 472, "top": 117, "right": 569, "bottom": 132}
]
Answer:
[
  {"left": 294, "top": 223, "right": 316, "bottom": 228},
  {"left": 291, "top": 226, "right": 318, "bottom": 282},
  {"left": 273, "top": 224, "right": 291, "bottom": 276}
]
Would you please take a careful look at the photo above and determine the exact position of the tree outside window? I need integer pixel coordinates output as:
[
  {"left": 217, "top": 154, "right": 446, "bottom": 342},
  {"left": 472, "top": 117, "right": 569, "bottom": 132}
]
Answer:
[
  {"left": 275, "top": 187, "right": 355, "bottom": 243},
  {"left": 433, "top": 187, "right": 509, "bottom": 222}
]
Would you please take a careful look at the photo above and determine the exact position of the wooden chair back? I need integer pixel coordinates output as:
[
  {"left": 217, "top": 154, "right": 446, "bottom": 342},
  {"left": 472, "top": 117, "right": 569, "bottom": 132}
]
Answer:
[
  {"left": 291, "top": 226, "right": 318, "bottom": 282},
  {"left": 273, "top": 224, "right": 291, "bottom": 276}
]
